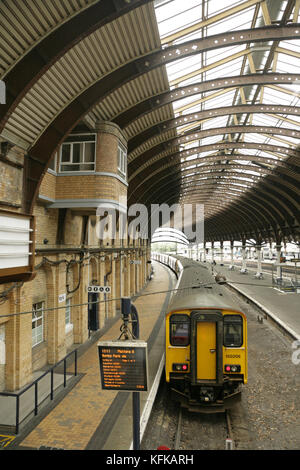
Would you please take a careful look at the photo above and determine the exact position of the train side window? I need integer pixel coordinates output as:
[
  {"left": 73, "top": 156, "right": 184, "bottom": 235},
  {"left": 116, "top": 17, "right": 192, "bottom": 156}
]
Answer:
[
  {"left": 224, "top": 315, "right": 243, "bottom": 347},
  {"left": 170, "top": 315, "right": 190, "bottom": 346}
]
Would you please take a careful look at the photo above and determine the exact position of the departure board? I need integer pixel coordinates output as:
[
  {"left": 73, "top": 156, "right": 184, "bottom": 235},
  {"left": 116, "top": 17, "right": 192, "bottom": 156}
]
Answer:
[{"left": 97, "top": 340, "right": 148, "bottom": 392}]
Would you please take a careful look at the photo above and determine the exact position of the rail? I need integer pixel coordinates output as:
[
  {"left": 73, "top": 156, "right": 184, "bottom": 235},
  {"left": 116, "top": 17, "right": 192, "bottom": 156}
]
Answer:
[{"left": 0, "top": 348, "right": 78, "bottom": 434}]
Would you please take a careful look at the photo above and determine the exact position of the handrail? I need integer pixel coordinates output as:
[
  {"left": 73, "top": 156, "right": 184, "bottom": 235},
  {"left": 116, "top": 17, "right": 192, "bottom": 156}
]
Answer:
[{"left": 0, "top": 348, "right": 78, "bottom": 434}]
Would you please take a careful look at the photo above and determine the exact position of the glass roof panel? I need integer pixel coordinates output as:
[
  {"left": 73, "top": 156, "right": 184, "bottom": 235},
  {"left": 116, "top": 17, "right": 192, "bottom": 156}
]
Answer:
[{"left": 153, "top": 0, "right": 300, "bottom": 209}]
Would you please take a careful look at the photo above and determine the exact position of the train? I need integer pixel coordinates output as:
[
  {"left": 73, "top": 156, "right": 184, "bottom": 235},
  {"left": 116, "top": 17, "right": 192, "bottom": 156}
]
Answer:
[{"left": 152, "top": 252, "right": 248, "bottom": 412}]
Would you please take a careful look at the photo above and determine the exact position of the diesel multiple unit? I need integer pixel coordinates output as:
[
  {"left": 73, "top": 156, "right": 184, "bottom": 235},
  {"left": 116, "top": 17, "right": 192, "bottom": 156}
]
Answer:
[{"left": 153, "top": 253, "right": 248, "bottom": 412}]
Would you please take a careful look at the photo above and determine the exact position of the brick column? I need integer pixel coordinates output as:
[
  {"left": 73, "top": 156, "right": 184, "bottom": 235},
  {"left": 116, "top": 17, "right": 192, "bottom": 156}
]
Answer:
[
  {"left": 5, "top": 283, "right": 33, "bottom": 391},
  {"left": 53, "top": 256, "right": 67, "bottom": 362}
]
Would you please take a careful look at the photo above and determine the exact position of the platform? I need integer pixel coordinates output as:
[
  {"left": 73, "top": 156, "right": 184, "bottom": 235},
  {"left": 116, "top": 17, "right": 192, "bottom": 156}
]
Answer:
[
  {"left": 7, "top": 261, "right": 175, "bottom": 451},
  {"left": 214, "top": 263, "right": 300, "bottom": 341}
]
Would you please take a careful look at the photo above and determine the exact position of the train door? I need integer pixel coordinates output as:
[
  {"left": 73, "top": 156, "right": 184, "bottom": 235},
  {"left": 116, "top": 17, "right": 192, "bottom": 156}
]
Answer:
[
  {"left": 190, "top": 311, "right": 223, "bottom": 385},
  {"left": 196, "top": 322, "right": 216, "bottom": 380}
]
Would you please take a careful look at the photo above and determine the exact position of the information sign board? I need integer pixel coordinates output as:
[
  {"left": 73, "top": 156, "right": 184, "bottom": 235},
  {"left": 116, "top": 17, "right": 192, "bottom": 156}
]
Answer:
[{"left": 97, "top": 340, "right": 148, "bottom": 392}]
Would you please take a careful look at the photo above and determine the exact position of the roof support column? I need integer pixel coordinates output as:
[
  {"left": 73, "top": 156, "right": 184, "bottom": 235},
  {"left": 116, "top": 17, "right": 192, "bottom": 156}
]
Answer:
[
  {"left": 220, "top": 241, "right": 224, "bottom": 266},
  {"left": 211, "top": 242, "right": 215, "bottom": 264},
  {"left": 241, "top": 240, "right": 248, "bottom": 274},
  {"left": 276, "top": 243, "right": 283, "bottom": 280},
  {"left": 229, "top": 240, "right": 235, "bottom": 270},
  {"left": 255, "top": 245, "right": 263, "bottom": 279}
]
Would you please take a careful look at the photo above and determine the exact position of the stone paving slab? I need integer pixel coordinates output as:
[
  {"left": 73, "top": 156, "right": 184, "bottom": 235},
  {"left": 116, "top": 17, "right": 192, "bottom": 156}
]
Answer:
[{"left": 16, "top": 262, "right": 174, "bottom": 450}]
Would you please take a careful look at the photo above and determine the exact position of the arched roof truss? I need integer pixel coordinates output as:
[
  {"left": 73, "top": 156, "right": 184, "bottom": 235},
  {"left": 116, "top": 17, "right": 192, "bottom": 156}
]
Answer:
[{"left": 0, "top": 0, "right": 299, "bottom": 242}]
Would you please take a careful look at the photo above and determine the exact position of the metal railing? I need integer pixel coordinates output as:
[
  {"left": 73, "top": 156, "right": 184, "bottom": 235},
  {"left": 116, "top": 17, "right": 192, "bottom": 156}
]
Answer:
[{"left": 0, "top": 348, "right": 78, "bottom": 434}]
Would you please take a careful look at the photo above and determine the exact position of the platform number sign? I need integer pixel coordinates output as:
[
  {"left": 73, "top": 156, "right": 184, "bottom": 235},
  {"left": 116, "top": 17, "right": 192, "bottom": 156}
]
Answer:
[
  {"left": 97, "top": 340, "right": 148, "bottom": 392},
  {"left": 87, "top": 285, "right": 111, "bottom": 293}
]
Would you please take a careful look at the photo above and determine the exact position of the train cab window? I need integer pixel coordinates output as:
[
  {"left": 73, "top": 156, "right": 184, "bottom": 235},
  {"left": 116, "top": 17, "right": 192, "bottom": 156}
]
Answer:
[
  {"left": 170, "top": 315, "right": 190, "bottom": 346},
  {"left": 224, "top": 315, "right": 243, "bottom": 347}
]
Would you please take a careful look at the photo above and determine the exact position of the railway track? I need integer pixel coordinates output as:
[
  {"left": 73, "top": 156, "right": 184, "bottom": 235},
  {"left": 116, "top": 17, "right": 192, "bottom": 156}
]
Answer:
[
  {"left": 174, "top": 406, "right": 234, "bottom": 451},
  {"left": 141, "top": 378, "right": 236, "bottom": 451}
]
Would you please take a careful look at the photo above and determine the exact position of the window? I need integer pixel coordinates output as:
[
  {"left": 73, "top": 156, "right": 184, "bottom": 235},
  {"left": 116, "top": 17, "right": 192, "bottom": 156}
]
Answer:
[
  {"left": 118, "top": 144, "right": 127, "bottom": 177},
  {"left": 170, "top": 314, "right": 190, "bottom": 346},
  {"left": 32, "top": 302, "right": 44, "bottom": 347},
  {"left": 65, "top": 298, "right": 71, "bottom": 327},
  {"left": 59, "top": 134, "right": 96, "bottom": 172},
  {"left": 224, "top": 315, "right": 243, "bottom": 347}
]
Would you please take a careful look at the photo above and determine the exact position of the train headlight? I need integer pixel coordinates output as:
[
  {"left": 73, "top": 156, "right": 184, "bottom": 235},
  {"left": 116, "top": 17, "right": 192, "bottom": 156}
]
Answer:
[
  {"left": 224, "top": 364, "right": 241, "bottom": 373},
  {"left": 172, "top": 363, "right": 189, "bottom": 372}
]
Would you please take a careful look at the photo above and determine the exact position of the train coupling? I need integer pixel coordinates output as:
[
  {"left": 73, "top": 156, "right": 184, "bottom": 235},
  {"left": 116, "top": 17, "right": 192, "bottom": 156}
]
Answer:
[{"left": 199, "top": 387, "right": 215, "bottom": 403}]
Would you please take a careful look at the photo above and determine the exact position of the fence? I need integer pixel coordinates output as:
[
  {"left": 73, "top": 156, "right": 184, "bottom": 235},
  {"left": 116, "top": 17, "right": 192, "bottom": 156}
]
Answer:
[{"left": 0, "top": 348, "right": 78, "bottom": 434}]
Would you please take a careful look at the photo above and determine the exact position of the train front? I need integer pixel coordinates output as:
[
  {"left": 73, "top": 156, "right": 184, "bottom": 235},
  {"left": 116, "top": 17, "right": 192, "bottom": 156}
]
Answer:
[{"left": 164, "top": 261, "right": 247, "bottom": 412}]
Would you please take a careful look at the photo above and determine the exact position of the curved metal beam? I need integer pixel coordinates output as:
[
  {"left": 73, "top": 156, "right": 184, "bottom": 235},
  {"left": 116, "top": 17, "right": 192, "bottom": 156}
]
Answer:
[
  {"left": 144, "top": 178, "right": 284, "bottom": 236},
  {"left": 129, "top": 143, "right": 299, "bottom": 182},
  {"left": 159, "top": 192, "right": 284, "bottom": 242},
  {"left": 0, "top": 0, "right": 153, "bottom": 132},
  {"left": 148, "top": 195, "right": 262, "bottom": 242},
  {"left": 24, "top": 23, "right": 300, "bottom": 212},
  {"left": 114, "top": 73, "right": 300, "bottom": 129},
  {"left": 146, "top": 198, "right": 251, "bottom": 243},
  {"left": 129, "top": 125, "right": 300, "bottom": 169},
  {"left": 128, "top": 104, "right": 300, "bottom": 153},
  {"left": 130, "top": 155, "right": 300, "bottom": 198},
  {"left": 162, "top": 173, "right": 300, "bottom": 214},
  {"left": 139, "top": 168, "right": 285, "bottom": 221},
  {"left": 141, "top": 178, "right": 288, "bottom": 231},
  {"left": 139, "top": 172, "right": 299, "bottom": 226}
]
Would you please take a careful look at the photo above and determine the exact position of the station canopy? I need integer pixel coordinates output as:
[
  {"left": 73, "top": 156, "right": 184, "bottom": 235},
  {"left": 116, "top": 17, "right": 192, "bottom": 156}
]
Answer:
[{"left": 0, "top": 0, "right": 299, "bottom": 243}]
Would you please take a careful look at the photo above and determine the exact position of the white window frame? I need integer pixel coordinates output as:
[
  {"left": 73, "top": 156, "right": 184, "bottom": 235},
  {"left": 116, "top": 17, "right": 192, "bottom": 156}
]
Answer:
[
  {"left": 32, "top": 302, "right": 44, "bottom": 347},
  {"left": 59, "top": 134, "right": 96, "bottom": 173},
  {"left": 118, "top": 144, "right": 127, "bottom": 178}
]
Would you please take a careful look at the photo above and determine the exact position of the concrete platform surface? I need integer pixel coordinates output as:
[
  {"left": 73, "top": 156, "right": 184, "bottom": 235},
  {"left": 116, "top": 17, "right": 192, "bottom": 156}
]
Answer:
[{"left": 214, "top": 263, "right": 300, "bottom": 340}]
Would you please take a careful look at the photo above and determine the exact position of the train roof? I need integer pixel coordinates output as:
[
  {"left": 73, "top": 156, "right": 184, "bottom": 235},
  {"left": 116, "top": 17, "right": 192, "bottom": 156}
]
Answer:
[{"left": 167, "top": 255, "right": 243, "bottom": 314}]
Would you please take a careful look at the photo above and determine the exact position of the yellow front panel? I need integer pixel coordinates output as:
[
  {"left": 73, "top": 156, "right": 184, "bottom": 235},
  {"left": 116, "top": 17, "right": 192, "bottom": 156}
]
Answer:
[{"left": 197, "top": 322, "right": 216, "bottom": 380}]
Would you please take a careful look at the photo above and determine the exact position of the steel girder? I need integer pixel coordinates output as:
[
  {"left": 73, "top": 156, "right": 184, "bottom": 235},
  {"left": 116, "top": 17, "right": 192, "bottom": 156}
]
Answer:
[
  {"left": 147, "top": 188, "right": 278, "bottom": 235},
  {"left": 145, "top": 193, "right": 265, "bottom": 242},
  {"left": 140, "top": 176, "right": 292, "bottom": 231},
  {"left": 139, "top": 171, "right": 300, "bottom": 227},
  {"left": 114, "top": 73, "right": 300, "bottom": 129},
  {"left": 159, "top": 170, "right": 300, "bottom": 213},
  {"left": 129, "top": 125, "right": 300, "bottom": 170},
  {"left": 129, "top": 155, "right": 300, "bottom": 198},
  {"left": 138, "top": 170, "right": 294, "bottom": 224},
  {"left": 19, "top": 23, "right": 300, "bottom": 212},
  {"left": 155, "top": 191, "right": 287, "bottom": 242},
  {"left": 128, "top": 104, "right": 300, "bottom": 153},
  {"left": 129, "top": 142, "right": 299, "bottom": 182}
]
